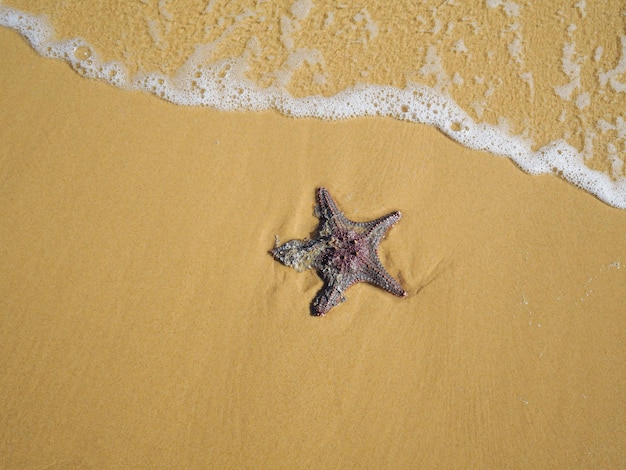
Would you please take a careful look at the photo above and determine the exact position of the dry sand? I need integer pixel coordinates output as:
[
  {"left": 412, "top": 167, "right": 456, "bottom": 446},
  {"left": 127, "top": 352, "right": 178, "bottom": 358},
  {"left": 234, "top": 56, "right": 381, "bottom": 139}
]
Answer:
[{"left": 1, "top": 26, "right": 626, "bottom": 468}]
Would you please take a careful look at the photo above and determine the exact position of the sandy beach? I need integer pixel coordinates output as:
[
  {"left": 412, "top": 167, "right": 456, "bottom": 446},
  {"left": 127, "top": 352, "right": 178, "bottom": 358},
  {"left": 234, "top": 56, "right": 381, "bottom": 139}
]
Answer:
[{"left": 1, "top": 21, "right": 626, "bottom": 469}]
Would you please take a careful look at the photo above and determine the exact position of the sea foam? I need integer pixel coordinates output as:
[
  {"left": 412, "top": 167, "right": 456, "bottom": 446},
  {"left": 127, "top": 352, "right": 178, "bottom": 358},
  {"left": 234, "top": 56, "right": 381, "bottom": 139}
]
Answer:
[{"left": 1, "top": 5, "right": 625, "bottom": 209}]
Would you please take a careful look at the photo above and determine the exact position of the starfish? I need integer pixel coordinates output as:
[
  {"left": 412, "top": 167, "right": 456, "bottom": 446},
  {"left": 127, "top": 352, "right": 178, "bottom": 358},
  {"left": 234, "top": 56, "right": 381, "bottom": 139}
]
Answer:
[{"left": 271, "top": 187, "right": 407, "bottom": 316}]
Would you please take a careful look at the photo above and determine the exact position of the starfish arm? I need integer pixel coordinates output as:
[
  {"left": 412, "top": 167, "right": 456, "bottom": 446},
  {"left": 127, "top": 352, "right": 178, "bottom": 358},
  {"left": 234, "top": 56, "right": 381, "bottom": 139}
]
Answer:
[
  {"left": 354, "top": 254, "right": 407, "bottom": 297},
  {"left": 311, "top": 283, "right": 345, "bottom": 316},
  {"left": 271, "top": 238, "right": 321, "bottom": 272},
  {"left": 365, "top": 211, "right": 402, "bottom": 245},
  {"left": 316, "top": 187, "right": 356, "bottom": 233}
]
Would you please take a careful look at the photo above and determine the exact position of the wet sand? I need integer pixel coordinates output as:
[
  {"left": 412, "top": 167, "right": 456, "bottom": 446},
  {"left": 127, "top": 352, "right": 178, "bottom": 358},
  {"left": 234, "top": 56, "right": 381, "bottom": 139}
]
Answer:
[{"left": 1, "top": 28, "right": 625, "bottom": 468}]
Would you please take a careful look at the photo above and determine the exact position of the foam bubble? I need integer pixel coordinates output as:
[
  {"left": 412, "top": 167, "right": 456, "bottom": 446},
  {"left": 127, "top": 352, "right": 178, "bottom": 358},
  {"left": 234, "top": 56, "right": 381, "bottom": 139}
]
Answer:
[{"left": 1, "top": 5, "right": 625, "bottom": 209}]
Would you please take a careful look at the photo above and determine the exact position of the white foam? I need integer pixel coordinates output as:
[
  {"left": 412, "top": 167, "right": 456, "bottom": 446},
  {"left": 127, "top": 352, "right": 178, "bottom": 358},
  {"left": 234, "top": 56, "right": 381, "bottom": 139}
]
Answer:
[
  {"left": 554, "top": 42, "right": 581, "bottom": 101},
  {"left": 0, "top": 6, "right": 128, "bottom": 86},
  {"left": 419, "top": 45, "right": 450, "bottom": 91},
  {"left": 290, "top": 0, "right": 314, "bottom": 21},
  {"left": 353, "top": 8, "right": 378, "bottom": 41},
  {"left": 1, "top": 5, "right": 625, "bottom": 209},
  {"left": 486, "top": 0, "right": 522, "bottom": 18},
  {"left": 452, "top": 39, "right": 468, "bottom": 55},
  {"left": 599, "top": 36, "right": 626, "bottom": 93}
]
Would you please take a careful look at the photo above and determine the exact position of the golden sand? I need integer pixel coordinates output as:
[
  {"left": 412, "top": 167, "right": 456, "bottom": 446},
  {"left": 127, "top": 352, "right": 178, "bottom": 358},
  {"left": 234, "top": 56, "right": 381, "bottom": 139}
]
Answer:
[{"left": 1, "top": 15, "right": 626, "bottom": 470}]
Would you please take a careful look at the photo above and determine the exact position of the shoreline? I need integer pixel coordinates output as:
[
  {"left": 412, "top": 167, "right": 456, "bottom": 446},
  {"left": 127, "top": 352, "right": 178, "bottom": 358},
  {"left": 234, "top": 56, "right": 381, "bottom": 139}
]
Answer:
[{"left": 2, "top": 4, "right": 626, "bottom": 209}]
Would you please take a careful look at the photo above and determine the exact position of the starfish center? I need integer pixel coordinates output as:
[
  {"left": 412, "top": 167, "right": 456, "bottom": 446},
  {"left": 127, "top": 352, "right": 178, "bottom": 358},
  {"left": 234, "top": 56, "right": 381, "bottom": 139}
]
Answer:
[{"left": 325, "top": 232, "right": 369, "bottom": 272}]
